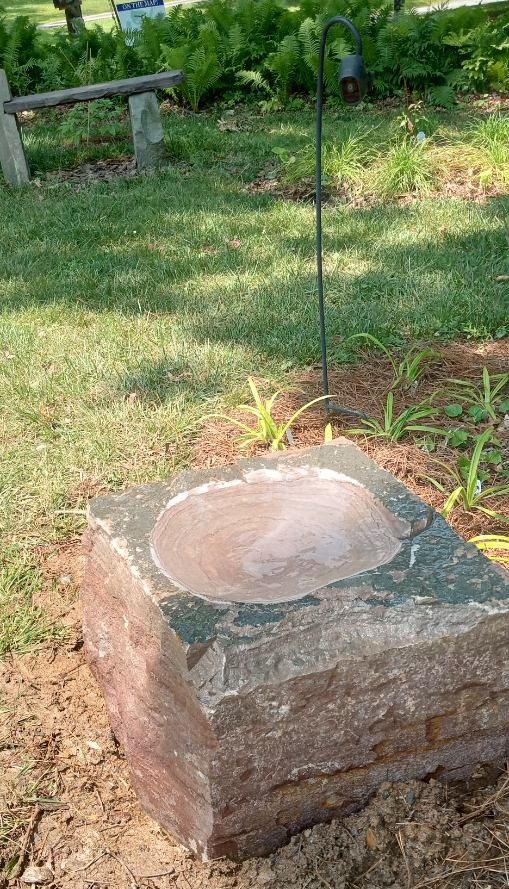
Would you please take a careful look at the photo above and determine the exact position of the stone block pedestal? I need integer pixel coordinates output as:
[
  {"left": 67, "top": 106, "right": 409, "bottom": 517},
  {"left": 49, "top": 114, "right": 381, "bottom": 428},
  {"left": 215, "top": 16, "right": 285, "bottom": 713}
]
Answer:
[
  {"left": 128, "top": 90, "right": 167, "bottom": 172},
  {"left": 0, "top": 69, "right": 30, "bottom": 186},
  {"left": 81, "top": 440, "right": 509, "bottom": 860}
]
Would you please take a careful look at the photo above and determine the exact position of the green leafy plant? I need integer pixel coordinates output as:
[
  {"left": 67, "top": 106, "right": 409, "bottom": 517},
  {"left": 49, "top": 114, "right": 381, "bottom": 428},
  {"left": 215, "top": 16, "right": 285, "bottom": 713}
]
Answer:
[
  {"left": 444, "top": 403, "right": 463, "bottom": 418},
  {"left": 397, "top": 100, "right": 441, "bottom": 137},
  {"left": 58, "top": 98, "right": 125, "bottom": 146},
  {"left": 427, "top": 84, "right": 455, "bottom": 108},
  {"left": 447, "top": 428, "right": 469, "bottom": 448},
  {"left": 267, "top": 34, "right": 300, "bottom": 100},
  {"left": 469, "top": 534, "right": 509, "bottom": 564},
  {"left": 444, "top": 17, "right": 509, "bottom": 92},
  {"left": 347, "top": 334, "right": 439, "bottom": 391},
  {"left": 445, "top": 367, "right": 509, "bottom": 422},
  {"left": 348, "top": 392, "right": 445, "bottom": 443},
  {"left": 373, "top": 8, "right": 468, "bottom": 96},
  {"left": 426, "top": 428, "right": 509, "bottom": 520},
  {"left": 210, "top": 377, "right": 329, "bottom": 451},
  {"left": 0, "top": 13, "right": 41, "bottom": 94}
]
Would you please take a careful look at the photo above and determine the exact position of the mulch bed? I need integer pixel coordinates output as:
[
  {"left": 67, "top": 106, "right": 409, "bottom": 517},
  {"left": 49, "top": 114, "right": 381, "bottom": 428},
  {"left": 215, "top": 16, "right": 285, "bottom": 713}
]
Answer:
[
  {"left": 245, "top": 172, "right": 509, "bottom": 207},
  {"left": 194, "top": 339, "right": 509, "bottom": 545},
  {"left": 43, "top": 156, "right": 137, "bottom": 188}
]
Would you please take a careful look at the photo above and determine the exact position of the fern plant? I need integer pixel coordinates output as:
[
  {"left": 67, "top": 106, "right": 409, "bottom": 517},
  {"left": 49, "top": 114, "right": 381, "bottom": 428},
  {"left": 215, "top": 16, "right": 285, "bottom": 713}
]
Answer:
[
  {"left": 1, "top": 0, "right": 509, "bottom": 107},
  {"left": 237, "top": 68, "right": 272, "bottom": 96},
  {"left": 0, "top": 15, "right": 40, "bottom": 95},
  {"left": 267, "top": 34, "right": 300, "bottom": 100},
  {"left": 160, "top": 37, "right": 221, "bottom": 110},
  {"left": 444, "top": 16, "right": 509, "bottom": 92}
]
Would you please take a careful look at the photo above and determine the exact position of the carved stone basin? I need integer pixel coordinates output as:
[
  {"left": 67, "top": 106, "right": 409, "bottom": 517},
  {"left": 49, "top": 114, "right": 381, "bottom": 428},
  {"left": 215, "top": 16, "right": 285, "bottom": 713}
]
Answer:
[{"left": 150, "top": 465, "right": 407, "bottom": 604}]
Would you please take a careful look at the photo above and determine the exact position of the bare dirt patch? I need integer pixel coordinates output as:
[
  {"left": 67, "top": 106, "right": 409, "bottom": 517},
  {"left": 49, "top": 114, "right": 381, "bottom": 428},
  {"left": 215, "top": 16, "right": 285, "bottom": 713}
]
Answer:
[
  {"left": 42, "top": 157, "right": 137, "bottom": 188},
  {"left": 2, "top": 340, "right": 509, "bottom": 889},
  {"left": 2, "top": 640, "right": 509, "bottom": 889}
]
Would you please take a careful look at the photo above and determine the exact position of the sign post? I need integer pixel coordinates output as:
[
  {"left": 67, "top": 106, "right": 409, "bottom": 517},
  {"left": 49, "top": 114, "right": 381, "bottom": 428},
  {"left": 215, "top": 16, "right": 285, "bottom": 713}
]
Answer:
[{"left": 113, "top": 0, "right": 166, "bottom": 32}]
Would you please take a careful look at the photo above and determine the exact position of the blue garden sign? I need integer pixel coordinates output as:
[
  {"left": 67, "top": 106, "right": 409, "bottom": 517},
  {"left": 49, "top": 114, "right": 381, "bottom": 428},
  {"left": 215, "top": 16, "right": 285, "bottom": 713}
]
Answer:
[{"left": 114, "top": 0, "right": 165, "bottom": 31}]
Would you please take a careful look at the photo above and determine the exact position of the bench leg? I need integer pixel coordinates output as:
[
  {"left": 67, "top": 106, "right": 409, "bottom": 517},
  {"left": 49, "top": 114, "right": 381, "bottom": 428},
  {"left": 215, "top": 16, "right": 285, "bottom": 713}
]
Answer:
[
  {"left": 128, "top": 91, "right": 168, "bottom": 173},
  {"left": 0, "top": 69, "right": 30, "bottom": 186}
]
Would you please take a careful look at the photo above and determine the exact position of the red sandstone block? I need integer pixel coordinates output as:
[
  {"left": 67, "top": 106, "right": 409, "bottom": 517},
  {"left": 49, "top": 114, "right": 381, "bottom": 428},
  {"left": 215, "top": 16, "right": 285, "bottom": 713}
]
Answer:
[{"left": 82, "top": 440, "right": 509, "bottom": 859}]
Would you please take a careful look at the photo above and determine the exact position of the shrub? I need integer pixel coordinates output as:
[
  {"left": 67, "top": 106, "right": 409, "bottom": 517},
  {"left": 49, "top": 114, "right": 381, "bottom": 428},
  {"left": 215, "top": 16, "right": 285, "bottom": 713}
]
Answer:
[{"left": 444, "top": 14, "right": 509, "bottom": 92}]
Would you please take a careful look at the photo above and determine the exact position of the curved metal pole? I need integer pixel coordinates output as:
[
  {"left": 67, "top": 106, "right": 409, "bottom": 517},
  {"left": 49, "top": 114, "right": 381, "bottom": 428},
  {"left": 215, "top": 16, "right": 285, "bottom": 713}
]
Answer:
[{"left": 316, "top": 16, "right": 367, "bottom": 418}]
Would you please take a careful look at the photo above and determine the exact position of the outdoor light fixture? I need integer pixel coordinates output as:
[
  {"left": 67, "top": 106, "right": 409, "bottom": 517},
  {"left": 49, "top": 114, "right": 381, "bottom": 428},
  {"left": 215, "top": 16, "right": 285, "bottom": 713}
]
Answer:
[{"left": 316, "top": 16, "right": 371, "bottom": 417}]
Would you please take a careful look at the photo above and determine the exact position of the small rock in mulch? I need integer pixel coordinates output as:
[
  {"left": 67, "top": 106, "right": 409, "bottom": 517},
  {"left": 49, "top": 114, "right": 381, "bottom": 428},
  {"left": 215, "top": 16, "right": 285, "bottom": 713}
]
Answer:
[{"left": 21, "top": 865, "right": 53, "bottom": 884}]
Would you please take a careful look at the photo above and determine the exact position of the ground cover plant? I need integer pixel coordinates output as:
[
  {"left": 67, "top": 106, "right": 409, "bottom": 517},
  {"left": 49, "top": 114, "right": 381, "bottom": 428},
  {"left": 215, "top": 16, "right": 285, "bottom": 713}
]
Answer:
[
  {"left": 425, "top": 427, "right": 509, "bottom": 521},
  {"left": 1, "top": 97, "right": 509, "bottom": 887},
  {"left": 445, "top": 365, "right": 509, "bottom": 421}
]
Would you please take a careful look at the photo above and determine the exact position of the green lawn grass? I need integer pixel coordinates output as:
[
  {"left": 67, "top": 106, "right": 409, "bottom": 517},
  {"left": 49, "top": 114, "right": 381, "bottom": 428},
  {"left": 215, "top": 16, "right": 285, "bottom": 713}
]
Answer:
[
  {"left": 0, "top": 103, "right": 508, "bottom": 654},
  {"left": 3, "top": 0, "right": 111, "bottom": 24},
  {"left": 0, "top": 551, "right": 61, "bottom": 656}
]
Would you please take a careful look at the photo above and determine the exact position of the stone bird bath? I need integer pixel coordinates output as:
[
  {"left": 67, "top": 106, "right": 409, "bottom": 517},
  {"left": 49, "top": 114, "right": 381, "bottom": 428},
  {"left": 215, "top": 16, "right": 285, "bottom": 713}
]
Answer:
[{"left": 82, "top": 439, "right": 509, "bottom": 860}]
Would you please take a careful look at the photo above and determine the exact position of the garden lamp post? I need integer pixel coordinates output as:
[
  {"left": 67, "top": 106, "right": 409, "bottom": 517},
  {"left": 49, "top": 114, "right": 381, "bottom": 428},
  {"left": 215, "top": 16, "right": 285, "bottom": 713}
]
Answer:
[{"left": 316, "top": 16, "right": 369, "bottom": 417}]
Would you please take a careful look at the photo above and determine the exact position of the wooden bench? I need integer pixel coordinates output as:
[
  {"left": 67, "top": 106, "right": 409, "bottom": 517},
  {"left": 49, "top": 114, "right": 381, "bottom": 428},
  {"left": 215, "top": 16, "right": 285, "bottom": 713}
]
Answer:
[{"left": 0, "top": 69, "right": 185, "bottom": 186}]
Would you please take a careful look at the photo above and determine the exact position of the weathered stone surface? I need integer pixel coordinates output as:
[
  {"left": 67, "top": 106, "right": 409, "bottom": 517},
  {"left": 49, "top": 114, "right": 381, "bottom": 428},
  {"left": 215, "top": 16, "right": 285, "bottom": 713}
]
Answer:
[
  {"left": 128, "top": 90, "right": 167, "bottom": 172},
  {"left": 0, "top": 69, "right": 30, "bottom": 186},
  {"left": 151, "top": 464, "right": 410, "bottom": 604},
  {"left": 81, "top": 439, "right": 509, "bottom": 860}
]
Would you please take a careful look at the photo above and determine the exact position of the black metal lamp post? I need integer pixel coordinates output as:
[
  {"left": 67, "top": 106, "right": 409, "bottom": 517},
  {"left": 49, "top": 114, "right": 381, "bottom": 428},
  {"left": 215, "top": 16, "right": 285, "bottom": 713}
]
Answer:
[{"left": 316, "top": 16, "right": 369, "bottom": 417}]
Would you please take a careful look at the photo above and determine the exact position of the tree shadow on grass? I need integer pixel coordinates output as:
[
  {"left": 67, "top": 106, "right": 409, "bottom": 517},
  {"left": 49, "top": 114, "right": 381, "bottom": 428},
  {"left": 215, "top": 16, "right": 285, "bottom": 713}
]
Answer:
[{"left": 0, "top": 168, "right": 508, "bottom": 382}]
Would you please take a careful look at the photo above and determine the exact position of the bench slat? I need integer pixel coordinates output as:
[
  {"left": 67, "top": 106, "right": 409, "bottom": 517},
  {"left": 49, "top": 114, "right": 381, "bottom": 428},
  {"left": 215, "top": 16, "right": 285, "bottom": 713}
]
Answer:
[{"left": 3, "top": 71, "right": 185, "bottom": 113}]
